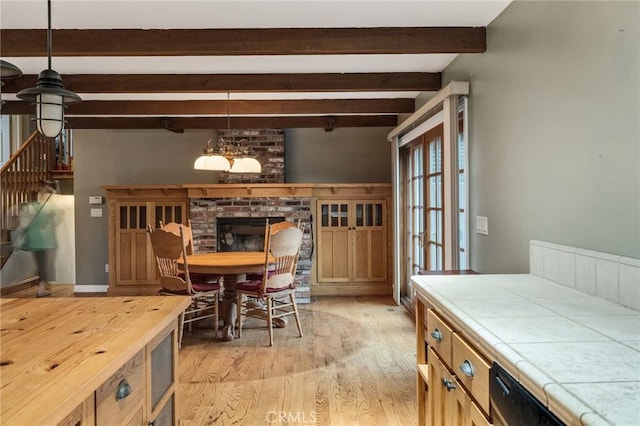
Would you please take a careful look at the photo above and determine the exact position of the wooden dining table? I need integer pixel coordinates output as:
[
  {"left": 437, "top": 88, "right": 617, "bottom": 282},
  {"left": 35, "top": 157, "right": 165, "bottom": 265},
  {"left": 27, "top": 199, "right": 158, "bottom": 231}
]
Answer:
[{"left": 178, "top": 251, "right": 269, "bottom": 341}]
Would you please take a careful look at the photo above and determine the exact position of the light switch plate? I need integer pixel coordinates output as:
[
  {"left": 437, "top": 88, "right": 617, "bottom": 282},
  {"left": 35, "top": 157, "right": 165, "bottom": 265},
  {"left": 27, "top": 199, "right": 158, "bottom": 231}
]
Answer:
[
  {"left": 90, "top": 208, "right": 103, "bottom": 218},
  {"left": 476, "top": 216, "right": 488, "bottom": 235}
]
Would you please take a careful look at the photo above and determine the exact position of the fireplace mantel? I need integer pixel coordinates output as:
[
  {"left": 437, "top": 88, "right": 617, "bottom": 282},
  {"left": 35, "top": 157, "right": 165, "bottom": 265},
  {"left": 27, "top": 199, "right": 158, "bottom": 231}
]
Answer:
[
  {"left": 183, "top": 183, "right": 391, "bottom": 198},
  {"left": 103, "top": 183, "right": 392, "bottom": 199}
]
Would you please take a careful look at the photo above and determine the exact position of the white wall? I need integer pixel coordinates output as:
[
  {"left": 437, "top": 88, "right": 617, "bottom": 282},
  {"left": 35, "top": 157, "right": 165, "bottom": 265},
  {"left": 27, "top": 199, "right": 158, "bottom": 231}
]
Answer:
[{"left": 442, "top": 1, "right": 639, "bottom": 273}]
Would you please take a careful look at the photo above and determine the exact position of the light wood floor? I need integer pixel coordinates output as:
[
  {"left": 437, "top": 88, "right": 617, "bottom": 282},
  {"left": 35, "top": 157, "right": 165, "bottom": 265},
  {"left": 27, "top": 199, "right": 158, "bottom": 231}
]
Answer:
[{"left": 4, "top": 285, "right": 418, "bottom": 426}]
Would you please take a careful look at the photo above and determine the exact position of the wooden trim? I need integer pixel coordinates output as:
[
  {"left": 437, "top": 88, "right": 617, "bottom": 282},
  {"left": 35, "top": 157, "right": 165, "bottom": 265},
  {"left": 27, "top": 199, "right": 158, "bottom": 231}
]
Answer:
[
  {"left": 311, "top": 282, "right": 392, "bottom": 296},
  {"left": 1, "top": 27, "right": 486, "bottom": 56},
  {"left": 0, "top": 277, "right": 38, "bottom": 296},
  {"left": 2, "top": 72, "right": 441, "bottom": 94},
  {"left": 1, "top": 99, "right": 414, "bottom": 116},
  {"left": 387, "top": 81, "right": 469, "bottom": 140},
  {"left": 62, "top": 115, "right": 400, "bottom": 130}
]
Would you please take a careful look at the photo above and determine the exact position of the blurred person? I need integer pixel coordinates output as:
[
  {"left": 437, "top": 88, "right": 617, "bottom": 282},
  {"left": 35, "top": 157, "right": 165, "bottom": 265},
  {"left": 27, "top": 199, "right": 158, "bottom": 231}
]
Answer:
[{"left": 16, "top": 181, "right": 60, "bottom": 297}]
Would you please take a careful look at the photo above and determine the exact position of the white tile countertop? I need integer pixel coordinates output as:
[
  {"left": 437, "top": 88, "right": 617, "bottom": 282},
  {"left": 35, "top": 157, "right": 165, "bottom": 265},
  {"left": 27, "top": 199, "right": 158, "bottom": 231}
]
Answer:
[{"left": 412, "top": 273, "right": 640, "bottom": 426}]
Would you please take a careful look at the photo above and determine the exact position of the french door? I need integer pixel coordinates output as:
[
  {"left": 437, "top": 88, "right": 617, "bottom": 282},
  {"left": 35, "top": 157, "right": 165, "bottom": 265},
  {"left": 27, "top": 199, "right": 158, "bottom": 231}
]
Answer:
[{"left": 404, "top": 124, "right": 444, "bottom": 301}]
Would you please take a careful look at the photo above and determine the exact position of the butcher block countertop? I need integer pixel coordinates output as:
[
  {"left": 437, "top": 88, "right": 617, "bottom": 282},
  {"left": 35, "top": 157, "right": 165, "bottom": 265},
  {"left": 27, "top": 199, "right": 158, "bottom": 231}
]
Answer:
[
  {"left": 412, "top": 274, "right": 640, "bottom": 426},
  {"left": 0, "top": 296, "right": 190, "bottom": 425}
]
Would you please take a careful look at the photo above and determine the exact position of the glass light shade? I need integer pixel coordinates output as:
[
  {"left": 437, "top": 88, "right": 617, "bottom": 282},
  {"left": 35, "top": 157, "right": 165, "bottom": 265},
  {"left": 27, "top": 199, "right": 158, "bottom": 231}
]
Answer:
[
  {"left": 36, "top": 93, "right": 64, "bottom": 137},
  {"left": 17, "top": 69, "right": 81, "bottom": 138},
  {"left": 229, "top": 157, "right": 262, "bottom": 173},
  {"left": 194, "top": 154, "right": 231, "bottom": 171}
]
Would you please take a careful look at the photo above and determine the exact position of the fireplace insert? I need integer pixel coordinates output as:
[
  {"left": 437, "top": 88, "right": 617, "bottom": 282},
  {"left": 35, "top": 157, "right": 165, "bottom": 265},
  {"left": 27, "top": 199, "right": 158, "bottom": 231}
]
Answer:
[{"left": 216, "top": 217, "right": 285, "bottom": 252}]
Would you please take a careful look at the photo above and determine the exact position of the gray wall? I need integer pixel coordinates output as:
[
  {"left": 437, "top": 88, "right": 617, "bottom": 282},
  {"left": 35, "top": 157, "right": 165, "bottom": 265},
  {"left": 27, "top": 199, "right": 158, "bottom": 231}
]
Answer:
[
  {"left": 73, "top": 128, "right": 392, "bottom": 288},
  {"left": 441, "top": 1, "right": 639, "bottom": 273},
  {"left": 285, "top": 127, "right": 393, "bottom": 183}
]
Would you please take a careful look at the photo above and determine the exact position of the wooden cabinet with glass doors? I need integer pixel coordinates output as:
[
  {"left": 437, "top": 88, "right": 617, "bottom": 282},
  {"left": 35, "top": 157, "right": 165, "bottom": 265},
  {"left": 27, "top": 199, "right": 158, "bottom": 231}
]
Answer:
[
  {"left": 105, "top": 186, "right": 189, "bottom": 296},
  {"left": 315, "top": 198, "right": 389, "bottom": 295}
]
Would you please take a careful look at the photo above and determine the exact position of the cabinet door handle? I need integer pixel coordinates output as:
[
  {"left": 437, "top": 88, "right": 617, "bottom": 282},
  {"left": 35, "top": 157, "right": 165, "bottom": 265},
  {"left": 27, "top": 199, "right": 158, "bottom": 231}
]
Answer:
[
  {"left": 459, "top": 360, "right": 475, "bottom": 378},
  {"left": 430, "top": 328, "right": 442, "bottom": 342},
  {"left": 115, "top": 379, "right": 132, "bottom": 401},
  {"left": 442, "top": 378, "right": 456, "bottom": 391}
]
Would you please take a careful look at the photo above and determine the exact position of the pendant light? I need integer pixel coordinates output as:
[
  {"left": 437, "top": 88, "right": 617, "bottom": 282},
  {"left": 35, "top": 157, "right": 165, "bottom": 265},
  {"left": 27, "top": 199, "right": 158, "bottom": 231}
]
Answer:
[
  {"left": 193, "top": 138, "right": 231, "bottom": 171},
  {"left": 193, "top": 93, "right": 261, "bottom": 173},
  {"left": 223, "top": 93, "right": 262, "bottom": 174},
  {"left": 0, "top": 60, "right": 23, "bottom": 106},
  {"left": 0, "top": 60, "right": 23, "bottom": 80},
  {"left": 17, "top": 0, "right": 81, "bottom": 138}
]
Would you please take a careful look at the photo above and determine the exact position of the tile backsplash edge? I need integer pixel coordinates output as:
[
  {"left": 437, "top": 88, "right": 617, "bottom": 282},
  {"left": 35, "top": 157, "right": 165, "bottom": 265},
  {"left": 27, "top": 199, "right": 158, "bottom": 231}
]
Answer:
[{"left": 529, "top": 240, "right": 639, "bottom": 311}]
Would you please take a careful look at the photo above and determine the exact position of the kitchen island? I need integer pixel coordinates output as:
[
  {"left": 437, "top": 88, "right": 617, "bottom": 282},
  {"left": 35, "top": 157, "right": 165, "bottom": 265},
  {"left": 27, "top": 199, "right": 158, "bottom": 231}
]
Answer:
[
  {"left": 413, "top": 273, "right": 640, "bottom": 425},
  {"left": 0, "top": 296, "right": 190, "bottom": 425}
]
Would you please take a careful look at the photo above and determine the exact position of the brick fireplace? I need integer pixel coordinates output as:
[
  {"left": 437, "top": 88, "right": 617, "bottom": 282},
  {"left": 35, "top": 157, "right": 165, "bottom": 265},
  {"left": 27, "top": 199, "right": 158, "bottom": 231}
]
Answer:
[
  {"left": 190, "top": 197, "right": 312, "bottom": 303},
  {"left": 187, "top": 129, "right": 314, "bottom": 302}
]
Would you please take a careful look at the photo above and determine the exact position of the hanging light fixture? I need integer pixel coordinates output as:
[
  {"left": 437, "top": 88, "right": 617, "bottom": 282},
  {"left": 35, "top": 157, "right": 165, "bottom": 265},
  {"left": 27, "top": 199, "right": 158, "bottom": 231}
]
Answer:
[
  {"left": 0, "top": 59, "right": 23, "bottom": 81},
  {"left": 0, "top": 59, "right": 23, "bottom": 106},
  {"left": 229, "top": 137, "right": 262, "bottom": 173},
  {"left": 17, "top": 0, "right": 81, "bottom": 138},
  {"left": 193, "top": 138, "right": 231, "bottom": 171},
  {"left": 194, "top": 93, "right": 262, "bottom": 173}
]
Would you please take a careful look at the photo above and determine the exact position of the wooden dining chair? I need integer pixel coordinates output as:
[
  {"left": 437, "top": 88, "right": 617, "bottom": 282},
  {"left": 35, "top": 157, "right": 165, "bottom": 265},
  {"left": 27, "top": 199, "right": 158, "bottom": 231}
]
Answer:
[
  {"left": 159, "top": 220, "right": 222, "bottom": 284},
  {"left": 148, "top": 225, "right": 220, "bottom": 347},
  {"left": 235, "top": 225, "right": 304, "bottom": 346},
  {"left": 246, "top": 219, "right": 303, "bottom": 281}
]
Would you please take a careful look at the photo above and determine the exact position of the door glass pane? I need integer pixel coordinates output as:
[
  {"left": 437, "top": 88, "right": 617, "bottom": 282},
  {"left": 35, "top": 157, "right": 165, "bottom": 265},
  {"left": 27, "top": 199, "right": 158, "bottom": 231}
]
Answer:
[
  {"left": 129, "top": 206, "right": 137, "bottom": 229},
  {"left": 375, "top": 203, "right": 383, "bottom": 226},
  {"left": 330, "top": 204, "right": 338, "bottom": 227},
  {"left": 356, "top": 203, "right": 363, "bottom": 227},
  {"left": 340, "top": 204, "right": 348, "bottom": 227},
  {"left": 366, "top": 204, "right": 373, "bottom": 226},
  {"left": 429, "top": 243, "right": 438, "bottom": 269},
  {"left": 321, "top": 205, "right": 328, "bottom": 227},
  {"left": 119, "top": 206, "right": 127, "bottom": 229},
  {"left": 139, "top": 206, "right": 147, "bottom": 229},
  {"left": 151, "top": 332, "right": 174, "bottom": 409}
]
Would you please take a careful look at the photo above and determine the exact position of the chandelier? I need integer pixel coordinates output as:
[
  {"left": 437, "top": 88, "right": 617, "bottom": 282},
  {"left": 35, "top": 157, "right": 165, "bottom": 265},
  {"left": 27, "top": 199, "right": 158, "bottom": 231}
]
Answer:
[{"left": 193, "top": 93, "right": 262, "bottom": 173}]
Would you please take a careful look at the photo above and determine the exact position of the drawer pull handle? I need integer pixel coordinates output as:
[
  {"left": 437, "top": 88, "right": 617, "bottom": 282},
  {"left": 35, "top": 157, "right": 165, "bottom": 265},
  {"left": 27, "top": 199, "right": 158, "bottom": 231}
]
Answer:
[
  {"left": 442, "top": 378, "right": 456, "bottom": 391},
  {"left": 116, "top": 379, "right": 132, "bottom": 401},
  {"left": 430, "top": 328, "right": 442, "bottom": 342},
  {"left": 459, "top": 360, "right": 475, "bottom": 378}
]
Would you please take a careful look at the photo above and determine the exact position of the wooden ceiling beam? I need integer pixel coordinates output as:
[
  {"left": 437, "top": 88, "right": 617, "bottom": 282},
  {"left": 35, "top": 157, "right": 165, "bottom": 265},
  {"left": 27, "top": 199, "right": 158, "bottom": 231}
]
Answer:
[
  {"left": 1, "top": 99, "right": 414, "bottom": 115},
  {"left": 0, "top": 27, "right": 486, "bottom": 56},
  {"left": 1, "top": 72, "right": 441, "bottom": 93},
  {"left": 65, "top": 115, "right": 399, "bottom": 129}
]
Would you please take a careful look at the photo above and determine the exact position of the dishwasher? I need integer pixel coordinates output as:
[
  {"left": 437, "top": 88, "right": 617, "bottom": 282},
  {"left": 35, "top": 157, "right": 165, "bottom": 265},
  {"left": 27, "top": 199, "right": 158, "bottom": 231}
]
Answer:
[{"left": 490, "top": 362, "right": 565, "bottom": 426}]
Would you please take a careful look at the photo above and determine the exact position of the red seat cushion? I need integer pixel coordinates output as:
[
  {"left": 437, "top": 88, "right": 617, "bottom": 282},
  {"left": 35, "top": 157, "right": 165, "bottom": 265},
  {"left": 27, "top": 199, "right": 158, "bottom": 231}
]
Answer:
[
  {"left": 236, "top": 280, "right": 292, "bottom": 294},
  {"left": 236, "top": 280, "right": 263, "bottom": 292},
  {"left": 192, "top": 282, "right": 221, "bottom": 292}
]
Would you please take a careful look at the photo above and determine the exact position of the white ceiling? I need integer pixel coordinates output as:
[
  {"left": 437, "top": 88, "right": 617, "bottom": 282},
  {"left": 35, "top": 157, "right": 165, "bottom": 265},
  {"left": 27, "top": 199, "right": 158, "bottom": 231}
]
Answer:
[{"left": 0, "top": 0, "right": 511, "bottom": 123}]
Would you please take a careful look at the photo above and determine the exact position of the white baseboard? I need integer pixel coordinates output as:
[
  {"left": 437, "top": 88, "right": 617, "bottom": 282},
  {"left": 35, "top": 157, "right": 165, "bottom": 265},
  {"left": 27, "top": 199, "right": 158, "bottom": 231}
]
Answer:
[{"left": 74, "top": 285, "right": 108, "bottom": 293}]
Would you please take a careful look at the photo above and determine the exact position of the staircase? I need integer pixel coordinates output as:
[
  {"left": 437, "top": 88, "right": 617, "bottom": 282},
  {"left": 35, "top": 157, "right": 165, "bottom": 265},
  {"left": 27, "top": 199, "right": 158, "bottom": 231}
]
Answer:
[{"left": 0, "top": 129, "right": 76, "bottom": 294}]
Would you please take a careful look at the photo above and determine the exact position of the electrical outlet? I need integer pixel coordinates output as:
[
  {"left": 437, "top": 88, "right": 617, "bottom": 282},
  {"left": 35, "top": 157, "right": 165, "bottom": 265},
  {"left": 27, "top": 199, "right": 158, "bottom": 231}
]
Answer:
[
  {"left": 90, "top": 208, "right": 103, "bottom": 218},
  {"left": 475, "top": 216, "right": 488, "bottom": 235}
]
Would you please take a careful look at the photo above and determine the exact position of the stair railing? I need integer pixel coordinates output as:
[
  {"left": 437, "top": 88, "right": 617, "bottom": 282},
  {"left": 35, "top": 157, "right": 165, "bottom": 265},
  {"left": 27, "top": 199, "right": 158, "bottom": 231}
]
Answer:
[{"left": 1, "top": 132, "right": 54, "bottom": 265}]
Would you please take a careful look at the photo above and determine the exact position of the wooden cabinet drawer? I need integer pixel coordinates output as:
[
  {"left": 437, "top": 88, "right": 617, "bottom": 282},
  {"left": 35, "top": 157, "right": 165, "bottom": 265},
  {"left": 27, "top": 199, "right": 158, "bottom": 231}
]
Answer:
[
  {"left": 96, "top": 350, "right": 145, "bottom": 426},
  {"left": 426, "top": 309, "right": 453, "bottom": 367},
  {"left": 452, "top": 332, "right": 491, "bottom": 415}
]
